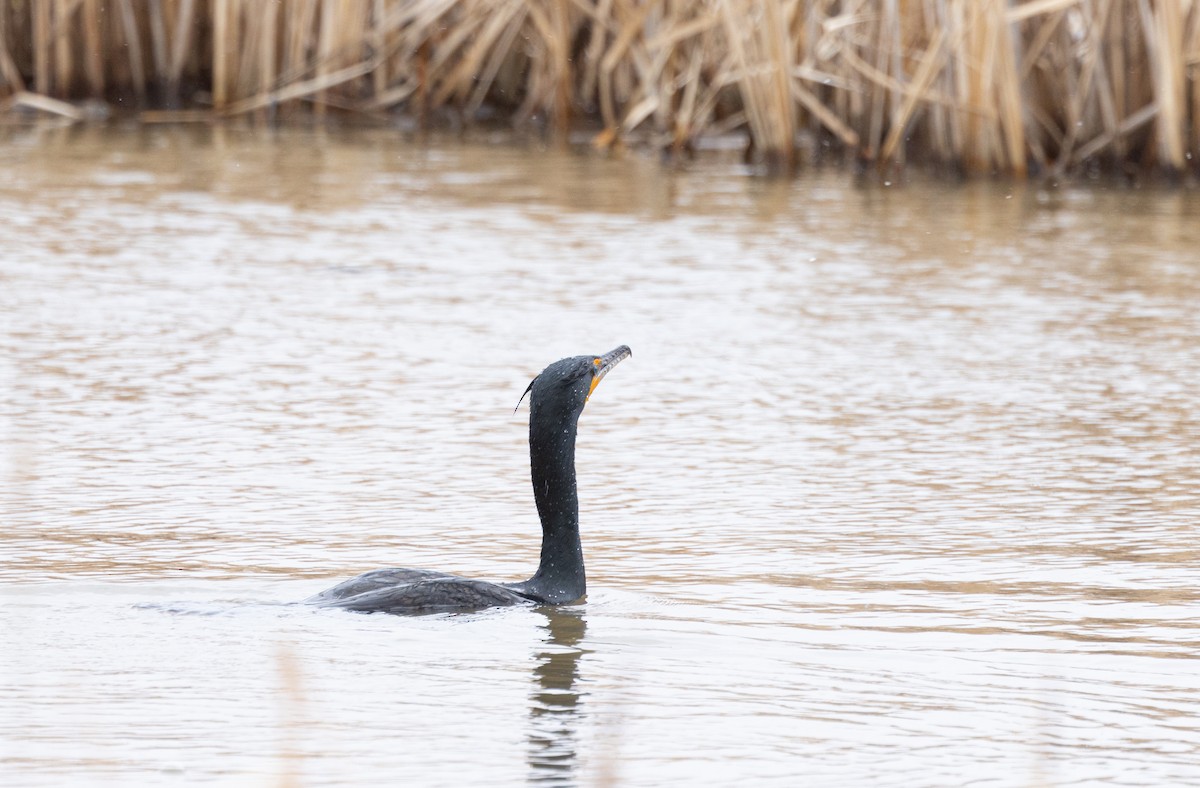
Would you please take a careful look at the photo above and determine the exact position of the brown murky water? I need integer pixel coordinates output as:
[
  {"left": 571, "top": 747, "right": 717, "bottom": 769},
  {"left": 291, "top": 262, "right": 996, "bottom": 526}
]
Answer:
[{"left": 2, "top": 126, "right": 1200, "bottom": 786}]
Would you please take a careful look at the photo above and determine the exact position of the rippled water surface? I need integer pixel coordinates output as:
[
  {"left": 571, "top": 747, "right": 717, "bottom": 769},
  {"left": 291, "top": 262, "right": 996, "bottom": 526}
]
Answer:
[{"left": 3, "top": 126, "right": 1200, "bottom": 786}]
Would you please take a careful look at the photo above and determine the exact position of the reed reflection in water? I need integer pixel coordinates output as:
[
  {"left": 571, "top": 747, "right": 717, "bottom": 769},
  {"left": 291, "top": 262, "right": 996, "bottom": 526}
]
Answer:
[{"left": 2, "top": 126, "right": 1200, "bottom": 786}]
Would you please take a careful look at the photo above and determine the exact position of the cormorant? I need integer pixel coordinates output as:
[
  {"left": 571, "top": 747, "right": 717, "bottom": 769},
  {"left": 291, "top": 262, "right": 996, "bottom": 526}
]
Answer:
[{"left": 306, "top": 345, "right": 631, "bottom": 615}]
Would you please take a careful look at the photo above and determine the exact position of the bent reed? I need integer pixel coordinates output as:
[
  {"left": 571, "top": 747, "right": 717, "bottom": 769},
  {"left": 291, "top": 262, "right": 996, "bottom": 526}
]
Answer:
[{"left": 2, "top": 0, "right": 1199, "bottom": 177}]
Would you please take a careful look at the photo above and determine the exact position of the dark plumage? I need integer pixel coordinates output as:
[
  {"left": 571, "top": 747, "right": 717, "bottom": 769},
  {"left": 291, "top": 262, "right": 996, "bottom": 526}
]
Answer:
[{"left": 306, "top": 346, "right": 631, "bottom": 615}]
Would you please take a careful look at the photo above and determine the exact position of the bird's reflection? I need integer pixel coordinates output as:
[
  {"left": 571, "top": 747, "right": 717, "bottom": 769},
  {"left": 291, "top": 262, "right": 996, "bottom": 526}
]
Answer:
[{"left": 527, "top": 606, "right": 587, "bottom": 785}]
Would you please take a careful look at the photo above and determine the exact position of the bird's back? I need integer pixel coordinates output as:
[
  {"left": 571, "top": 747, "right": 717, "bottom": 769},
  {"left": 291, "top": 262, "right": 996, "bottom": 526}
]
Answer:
[{"left": 306, "top": 569, "right": 534, "bottom": 614}]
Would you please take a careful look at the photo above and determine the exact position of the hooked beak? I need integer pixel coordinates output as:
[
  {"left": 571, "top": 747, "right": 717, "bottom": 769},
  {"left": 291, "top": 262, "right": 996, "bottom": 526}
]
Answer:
[{"left": 588, "top": 345, "right": 632, "bottom": 401}]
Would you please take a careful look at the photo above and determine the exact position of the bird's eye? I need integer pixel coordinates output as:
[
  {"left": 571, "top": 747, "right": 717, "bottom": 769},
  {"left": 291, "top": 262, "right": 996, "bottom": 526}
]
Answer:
[{"left": 593, "top": 358, "right": 602, "bottom": 366}]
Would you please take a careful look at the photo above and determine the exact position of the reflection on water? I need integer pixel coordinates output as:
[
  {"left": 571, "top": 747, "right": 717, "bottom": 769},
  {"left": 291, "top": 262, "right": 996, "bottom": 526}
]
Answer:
[
  {"left": 2, "top": 126, "right": 1200, "bottom": 786},
  {"left": 528, "top": 608, "right": 587, "bottom": 785}
]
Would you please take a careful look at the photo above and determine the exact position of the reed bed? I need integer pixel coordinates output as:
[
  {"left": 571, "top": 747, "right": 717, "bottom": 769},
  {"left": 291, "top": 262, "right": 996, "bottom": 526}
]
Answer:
[{"left": 2, "top": 0, "right": 1199, "bottom": 176}]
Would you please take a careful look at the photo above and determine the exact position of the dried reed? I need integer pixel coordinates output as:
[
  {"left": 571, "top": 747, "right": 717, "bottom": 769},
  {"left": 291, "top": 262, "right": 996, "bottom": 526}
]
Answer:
[{"left": 2, "top": 0, "right": 1198, "bottom": 176}]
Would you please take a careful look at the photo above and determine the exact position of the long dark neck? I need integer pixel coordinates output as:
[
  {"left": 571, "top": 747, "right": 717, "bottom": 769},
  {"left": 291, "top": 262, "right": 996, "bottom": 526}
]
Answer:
[{"left": 523, "top": 405, "right": 585, "bottom": 603}]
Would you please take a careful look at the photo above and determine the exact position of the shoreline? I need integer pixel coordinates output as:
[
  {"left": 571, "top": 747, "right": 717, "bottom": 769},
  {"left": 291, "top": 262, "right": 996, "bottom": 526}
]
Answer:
[
  {"left": 0, "top": 110, "right": 833, "bottom": 181},
  {"left": 5, "top": 112, "right": 1196, "bottom": 190}
]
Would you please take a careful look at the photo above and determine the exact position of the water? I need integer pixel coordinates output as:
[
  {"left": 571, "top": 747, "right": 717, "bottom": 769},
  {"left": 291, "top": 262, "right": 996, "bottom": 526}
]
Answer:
[{"left": 2, "top": 125, "right": 1200, "bottom": 787}]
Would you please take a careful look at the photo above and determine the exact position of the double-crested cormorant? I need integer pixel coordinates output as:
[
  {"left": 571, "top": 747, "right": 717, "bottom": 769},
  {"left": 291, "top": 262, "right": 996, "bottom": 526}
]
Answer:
[{"left": 306, "top": 345, "right": 631, "bottom": 615}]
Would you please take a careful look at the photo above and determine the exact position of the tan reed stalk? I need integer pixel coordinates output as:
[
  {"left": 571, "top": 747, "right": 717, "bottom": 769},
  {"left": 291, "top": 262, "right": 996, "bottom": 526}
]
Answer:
[
  {"left": 227, "top": 0, "right": 245, "bottom": 103},
  {"left": 53, "top": 0, "right": 72, "bottom": 97},
  {"left": 1085, "top": 0, "right": 1122, "bottom": 166},
  {"left": 925, "top": 0, "right": 954, "bottom": 161},
  {"left": 560, "top": 0, "right": 576, "bottom": 134},
  {"left": 33, "top": 0, "right": 50, "bottom": 95},
  {"left": 720, "top": 0, "right": 798, "bottom": 168},
  {"left": 259, "top": 0, "right": 279, "bottom": 115},
  {"left": 673, "top": 46, "right": 703, "bottom": 151},
  {"left": 1107, "top": 2, "right": 1126, "bottom": 141},
  {"left": 764, "top": 0, "right": 796, "bottom": 167},
  {"left": 0, "top": 0, "right": 27, "bottom": 94},
  {"left": 993, "top": 0, "right": 1025, "bottom": 176},
  {"left": 579, "top": 0, "right": 613, "bottom": 115},
  {"left": 169, "top": 0, "right": 198, "bottom": 102},
  {"left": 958, "top": 0, "right": 982, "bottom": 171},
  {"left": 148, "top": 0, "right": 168, "bottom": 88},
  {"left": 465, "top": 4, "right": 529, "bottom": 116},
  {"left": 864, "top": 0, "right": 892, "bottom": 162},
  {"left": 430, "top": 0, "right": 524, "bottom": 107},
  {"left": 82, "top": 0, "right": 104, "bottom": 95},
  {"left": 372, "top": 0, "right": 387, "bottom": 101},
  {"left": 337, "top": 0, "right": 370, "bottom": 106},
  {"left": 941, "top": 0, "right": 966, "bottom": 162},
  {"left": 6, "top": 90, "right": 85, "bottom": 119},
  {"left": 314, "top": 0, "right": 336, "bottom": 114},
  {"left": 1144, "top": 0, "right": 1186, "bottom": 171},
  {"left": 236, "top": 2, "right": 260, "bottom": 102},
  {"left": 1189, "top": 6, "right": 1200, "bottom": 158},
  {"left": 258, "top": 0, "right": 276, "bottom": 116},
  {"left": 881, "top": 27, "right": 947, "bottom": 165},
  {"left": 599, "top": 0, "right": 654, "bottom": 137},
  {"left": 281, "top": 0, "right": 317, "bottom": 113},
  {"left": 515, "top": 3, "right": 557, "bottom": 124},
  {"left": 213, "top": 0, "right": 229, "bottom": 108},
  {"left": 1053, "top": 2, "right": 1102, "bottom": 167},
  {"left": 116, "top": 0, "right": 147, "bottom": 101}
]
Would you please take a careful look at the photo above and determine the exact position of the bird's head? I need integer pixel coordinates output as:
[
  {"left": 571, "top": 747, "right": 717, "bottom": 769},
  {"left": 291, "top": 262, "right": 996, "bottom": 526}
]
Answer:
[{"left": 518, "top": 345, "right": 632, "bottom": 422}]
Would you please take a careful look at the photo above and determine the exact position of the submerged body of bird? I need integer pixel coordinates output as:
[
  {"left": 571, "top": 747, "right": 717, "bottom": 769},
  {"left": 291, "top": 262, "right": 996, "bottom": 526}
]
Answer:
[{"left": 306, "top": 346, "right": 631, "bottom": 615}]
